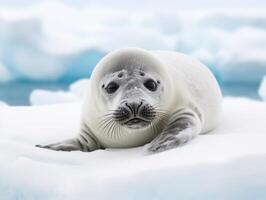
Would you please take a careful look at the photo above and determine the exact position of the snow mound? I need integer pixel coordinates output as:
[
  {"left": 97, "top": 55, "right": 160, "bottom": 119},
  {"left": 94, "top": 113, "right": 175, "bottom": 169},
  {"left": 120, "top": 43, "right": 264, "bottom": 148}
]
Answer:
[
  {"left": 0, "top": 62, "right": 12, "bottom": 83},
  {"left": 29, "top": 79, "right": 89, "bottom": 105},
  {"left": 30, "top": 90, "right": 80, "bottom": 105},
  {"left": 69, "top": 79, "right": 89, "bottom": 99},
  {"left": 1, "top": 98, "right": 266, "bottom": 199},
  {"left": 259, "top": 76, "right": 266, "bottom": 101},
  {"left": 0, "top": 101, "right": 8, "bottom": 106}
]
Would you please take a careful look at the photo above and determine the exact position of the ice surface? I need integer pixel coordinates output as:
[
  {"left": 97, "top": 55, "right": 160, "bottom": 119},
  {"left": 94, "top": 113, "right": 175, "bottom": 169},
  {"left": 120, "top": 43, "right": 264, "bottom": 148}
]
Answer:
[
  {"left": 0, "top": 62, "right": 12, "bottom": 83},
  {"left": 29, "top": 79, "right": 89, "bottom": 105},
  {"left": 0, "top": 101, "right": 7, "bottom": 106},
  {"left": 0, "top": 3, "right": 266, "bottom": 83},
  {"left": 1, "top": 98, "right": 266, "bottom": 199},
  {"left": 259, "top": 76, "right": 266, "bottom": 101},
  {"left": 30, "top": 90, "right": 80, "bottom": 105},
  {"left": 69, "top": 79, "right": 89, "bottom": 99}
]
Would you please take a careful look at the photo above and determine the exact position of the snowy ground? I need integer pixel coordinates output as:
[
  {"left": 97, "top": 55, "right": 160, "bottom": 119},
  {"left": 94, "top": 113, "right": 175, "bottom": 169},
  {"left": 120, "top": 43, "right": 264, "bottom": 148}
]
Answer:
[{"left": 1, "top": 97, "right": 266, "bottom": 200}]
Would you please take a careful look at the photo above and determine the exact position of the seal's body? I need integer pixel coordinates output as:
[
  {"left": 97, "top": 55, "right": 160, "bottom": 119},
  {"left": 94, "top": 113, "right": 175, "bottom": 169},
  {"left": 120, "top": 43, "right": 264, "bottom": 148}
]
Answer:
[{"left": 37, "top": 48, "right": 222, "bottom": 153}]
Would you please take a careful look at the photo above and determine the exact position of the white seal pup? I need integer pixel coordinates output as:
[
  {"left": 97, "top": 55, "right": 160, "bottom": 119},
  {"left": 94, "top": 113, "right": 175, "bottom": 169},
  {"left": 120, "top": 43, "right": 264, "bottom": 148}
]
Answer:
[{"left": 36, "top": 48, "right": 222, "bottom": 153}]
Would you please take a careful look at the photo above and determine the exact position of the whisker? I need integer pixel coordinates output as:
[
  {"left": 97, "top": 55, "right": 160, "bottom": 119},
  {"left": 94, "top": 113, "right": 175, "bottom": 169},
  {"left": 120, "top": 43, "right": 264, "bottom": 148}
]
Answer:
[
  {"left": 104, "top": 120, "right": 113, "bottom": 138},
  {"left": 113, "top": 125, "right": 119, "bottom": 139},
  {"left": 118, "top": 125, "right": 122, "bottom": 138},
  {"left": 99, "top": 117, "right": 113, "bottom": 128},
  {"left": 109, "top": 121, "right": 117, "bottom": 138}
]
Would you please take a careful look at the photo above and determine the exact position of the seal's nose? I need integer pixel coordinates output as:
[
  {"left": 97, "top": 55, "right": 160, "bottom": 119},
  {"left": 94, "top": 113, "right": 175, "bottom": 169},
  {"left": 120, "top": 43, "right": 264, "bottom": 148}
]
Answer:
[
  {"left": 124, "top": 100, "right": 144, "bottom": 116},
  {"left": 113, "top": 99, "right": 155, "bottom": 125}
]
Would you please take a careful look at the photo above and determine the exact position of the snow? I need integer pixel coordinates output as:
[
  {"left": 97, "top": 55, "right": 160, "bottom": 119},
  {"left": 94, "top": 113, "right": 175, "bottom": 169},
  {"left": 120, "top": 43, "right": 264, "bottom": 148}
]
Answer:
[
  {"left": 0, "top": 61, "right": 12, "bottom": 83},
  {"left": 1, "top": 97, "right": 266, "bottom": 199},
  {"left": 0, "top": 101, "right": 8, "bottom": 106},
  {"left": 30, "top": 90, "right": 80, "bottom": 105},
  {"left": 29, "top": 79, "right": 89, "bottom": 105},
  {"left": 69, "top": 79, "right": 89, "bottom": 99},
  {"left": 0, "top": 2, "right": 266, "bottom": 83},
  {"left": 258, "top": 76, "right": 266, "bottom": 101}
]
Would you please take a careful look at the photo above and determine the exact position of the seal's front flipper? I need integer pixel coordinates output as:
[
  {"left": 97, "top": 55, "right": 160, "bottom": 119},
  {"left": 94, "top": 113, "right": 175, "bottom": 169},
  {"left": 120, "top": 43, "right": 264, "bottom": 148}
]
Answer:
[
  {"left": 36, "top": 138, "right": 88, "bottom": 152},
  {"left": 146, "top": 108, "right": 202, "bottom": 154}
]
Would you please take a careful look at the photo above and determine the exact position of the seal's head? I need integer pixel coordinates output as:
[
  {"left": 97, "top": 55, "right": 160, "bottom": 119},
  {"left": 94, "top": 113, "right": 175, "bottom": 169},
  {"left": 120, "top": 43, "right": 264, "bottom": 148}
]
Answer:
[
  {"left": 101, "top": 68, "right": 162, "bottom": 129},
  {"left": 90, "top": 48, "right": 171, "bottom": 132}
]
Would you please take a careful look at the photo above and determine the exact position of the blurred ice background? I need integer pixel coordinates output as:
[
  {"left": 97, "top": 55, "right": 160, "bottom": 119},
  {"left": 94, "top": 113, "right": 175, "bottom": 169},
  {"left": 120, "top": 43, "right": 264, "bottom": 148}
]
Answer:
[{"left": 0, "top": 0, "right": 266, "bottom": 105}]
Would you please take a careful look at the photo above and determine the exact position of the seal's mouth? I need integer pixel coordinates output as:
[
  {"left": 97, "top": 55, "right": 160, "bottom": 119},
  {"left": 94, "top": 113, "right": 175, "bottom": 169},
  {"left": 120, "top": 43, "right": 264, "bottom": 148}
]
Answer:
[
  {"left": 125, "top": 117, "right": 149, "bottom": 124},
  {"left": 124, "top": 117, "right": 150, "bottom": 129},
  {"left": 112, "top": 100, "right": 156, "bottom": 129}
]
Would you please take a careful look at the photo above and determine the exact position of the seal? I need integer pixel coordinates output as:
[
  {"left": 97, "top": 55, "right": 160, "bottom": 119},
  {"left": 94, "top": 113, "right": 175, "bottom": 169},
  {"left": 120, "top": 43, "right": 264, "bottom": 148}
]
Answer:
[{"left": 36, "top": 48, "right": 222, "bottom": 153}]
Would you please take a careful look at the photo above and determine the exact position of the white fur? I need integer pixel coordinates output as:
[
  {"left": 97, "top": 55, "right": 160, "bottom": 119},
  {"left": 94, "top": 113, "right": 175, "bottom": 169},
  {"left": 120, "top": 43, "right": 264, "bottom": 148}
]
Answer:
[{"left": 81, "top": 48, "right": 222, "bottom": 149}]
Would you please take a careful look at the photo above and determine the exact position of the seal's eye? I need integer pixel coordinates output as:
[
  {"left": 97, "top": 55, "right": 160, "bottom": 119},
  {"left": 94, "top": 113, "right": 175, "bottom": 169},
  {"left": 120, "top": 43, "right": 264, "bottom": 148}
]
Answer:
[
  {"left": 144, "top": 79, "right": 157, "bottom": 91},
  {"left": 105, "top": 82, "right": 119, "bottom": 94}
]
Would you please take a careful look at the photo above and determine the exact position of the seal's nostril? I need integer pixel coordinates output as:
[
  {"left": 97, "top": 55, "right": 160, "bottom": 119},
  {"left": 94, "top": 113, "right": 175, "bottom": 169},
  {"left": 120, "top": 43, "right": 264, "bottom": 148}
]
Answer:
[
  {"left": 124, "top": 102, "right": 142, "bottom": 116},
  {"left": 125, "top": 103, "right": 134, "bottom": 114},
  {"left": 136, "top": 101, "right": 143, "bottom": 114},
  {"left": 124, "top": 102, "right": 146, "bottom": 117}
]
